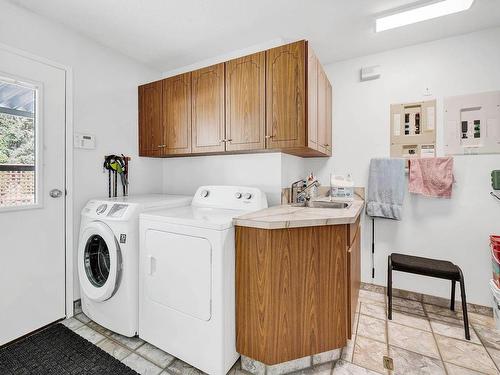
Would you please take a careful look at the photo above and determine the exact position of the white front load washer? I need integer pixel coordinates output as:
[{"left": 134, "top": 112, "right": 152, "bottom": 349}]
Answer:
[
  {"left": 139, "top": 186, "right": 268, "bottom": 375},
  {"left": 78, "top": 194, "right": 192, "bottom": 337}
]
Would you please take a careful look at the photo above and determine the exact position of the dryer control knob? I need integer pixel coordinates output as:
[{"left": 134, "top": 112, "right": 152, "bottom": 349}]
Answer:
[
  {"left": 200, "top": 190, "right": 209, "bottom": 198},
  {"left": 244, "top": 193, "right": 252, "bottom": 200},
  {"left": 235, "top": 192, "right": 242, "bottom": 199}
]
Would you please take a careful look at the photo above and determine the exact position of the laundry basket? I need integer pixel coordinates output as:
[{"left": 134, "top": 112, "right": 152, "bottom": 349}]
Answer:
[
  {"left": 491, "top": 235, "right": 500, "bottom": 287},
  {"left": 490, "top": 279, "right": 500, "bottom": 330}
]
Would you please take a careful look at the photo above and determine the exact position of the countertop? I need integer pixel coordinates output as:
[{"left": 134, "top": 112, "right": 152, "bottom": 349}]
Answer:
[{"left": 234, "top": 196, "right": 364, "bottom": 229}]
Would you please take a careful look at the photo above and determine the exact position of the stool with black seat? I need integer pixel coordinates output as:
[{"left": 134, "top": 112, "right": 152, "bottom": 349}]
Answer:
[{"left": 387, "top": 253, "right": 470, "bottom": 340}]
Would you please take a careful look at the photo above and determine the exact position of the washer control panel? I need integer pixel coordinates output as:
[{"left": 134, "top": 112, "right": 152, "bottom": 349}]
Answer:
[
  {"left": 107, "top": 204, "right": 128, "bottom": 218},
  {"left": 96, "top": 204, "right": 108, "bottom": 215}
]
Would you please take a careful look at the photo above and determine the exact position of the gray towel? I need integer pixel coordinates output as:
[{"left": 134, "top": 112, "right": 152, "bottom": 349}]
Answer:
[{"left": 367, "top": 158, "right": 405, "bottom": 220}]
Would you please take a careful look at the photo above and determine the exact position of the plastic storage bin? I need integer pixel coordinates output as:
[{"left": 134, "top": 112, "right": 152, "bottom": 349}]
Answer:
[
  {"left": 491, "top": 235, "right": 500, "bottom": 287},
  {"left": 490, "top": 279, "right": 500, "bottom": 330}
]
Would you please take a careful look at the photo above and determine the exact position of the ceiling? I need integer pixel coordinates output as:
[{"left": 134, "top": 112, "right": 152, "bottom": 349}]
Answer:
[{"left": 7, "top": 0, "right": 500, "bottom": 72}]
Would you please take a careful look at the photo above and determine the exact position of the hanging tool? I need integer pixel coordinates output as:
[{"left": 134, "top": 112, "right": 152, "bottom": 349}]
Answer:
[{"left": 103, "top": 155, "right": 130, "bottom": 197}]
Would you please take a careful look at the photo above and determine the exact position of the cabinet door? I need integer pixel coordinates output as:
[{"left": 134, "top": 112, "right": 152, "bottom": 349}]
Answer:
[
  {"left": 191, "top": 63, "right": 225, "bottom": 153},
  {"left": 266, "top": 41, "right": 306, "bottom": 149},
  {"left": 138, "top": 81, "right": 163, "bottom": 156},
  {"left": 347, "top": 225, "right": 361, "bottom": 338},
  {"left": 307, "top": 46, "right": 318, "bottom": 150},
  {"left": 317, "top": 66, "right": 328, "bottom": 154},
  {"left": 163, "top": 73, "right": 191, "bottom": 155},
  {"left": 325, "top": 80, "right": 332, "bottom": 156},
  {"left": 225, "top": 52, "right": 265, "bottom": 152}
]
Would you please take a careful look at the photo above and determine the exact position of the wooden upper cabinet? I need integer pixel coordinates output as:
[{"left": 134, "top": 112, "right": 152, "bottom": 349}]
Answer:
[
  {"left": 162, "top": 73, "right": 191, "bottom": 155},
  {"left": 225, "top": 52, "right": 265, "bottom": 152},
  {"left": 138, "top": 81, "right": 163, "bottom": 156},
  {"left": 191, "top": 63, "right": 225, "bottom": 153},
  {"left": 317, "top": 65, "right": 328, "bottom": 154},
  {"left": 138, "top": 40, "right": 332, "bottom": 158},
  {"left": 325, "top": 80, "right": 332, "bottom": 155},
  {"left": 307, "top": 47, "right": 318, "bottom": 150},
  {"left": 266, "top": 41, "right": 306, "bottom": 149}
]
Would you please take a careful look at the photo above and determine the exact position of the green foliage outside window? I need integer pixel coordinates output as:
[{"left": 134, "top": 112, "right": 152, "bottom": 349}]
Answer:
[{"left": 0, "top": 113, "right": 35, "bottom": 164}]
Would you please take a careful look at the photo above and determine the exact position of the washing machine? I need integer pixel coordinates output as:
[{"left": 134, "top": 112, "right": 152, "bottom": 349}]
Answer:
[
  {"left": 78, "top": 194, "right": 192, "bottom": 337},
  {"left": 139, "top": 186, "right": 268, "bottom": 375}
]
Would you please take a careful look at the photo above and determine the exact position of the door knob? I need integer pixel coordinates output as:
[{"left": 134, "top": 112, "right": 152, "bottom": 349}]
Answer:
[{"left": 49, "top": 189, "right": 63, "bottom": 198}]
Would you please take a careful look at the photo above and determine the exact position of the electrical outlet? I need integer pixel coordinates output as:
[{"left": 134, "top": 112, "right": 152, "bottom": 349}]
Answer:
[{"left": 383, "top": 356, "right": 394, "bottom": 371}]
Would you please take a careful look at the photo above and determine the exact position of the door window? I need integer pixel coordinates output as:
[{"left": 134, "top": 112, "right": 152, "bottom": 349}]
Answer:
[
  {"left": 0, "top": 79, "right": 37, "bottom": 208},
  {"left": 84, "top": 235, "right": 111, "bottom": 288}
]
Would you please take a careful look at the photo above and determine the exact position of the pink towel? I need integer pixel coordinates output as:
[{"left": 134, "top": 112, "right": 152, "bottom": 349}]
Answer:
[{"left": 408, "top": 157, "right": 454, "bottom": 198}]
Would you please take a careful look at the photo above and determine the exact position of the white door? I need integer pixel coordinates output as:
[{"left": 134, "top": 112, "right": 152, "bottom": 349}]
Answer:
[{"left": 0, "top": 48, "right": 66, "bottom": 345}]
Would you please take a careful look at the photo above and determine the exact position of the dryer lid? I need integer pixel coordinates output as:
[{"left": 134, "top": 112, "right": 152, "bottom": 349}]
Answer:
[{"left": 140, "top": 206, "right": 250, "bottom": 230}]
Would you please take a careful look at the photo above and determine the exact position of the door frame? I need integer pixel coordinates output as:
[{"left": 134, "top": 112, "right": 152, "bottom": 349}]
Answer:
[{"left": 0, "top": 42, "right": 75, "bottom": 318}]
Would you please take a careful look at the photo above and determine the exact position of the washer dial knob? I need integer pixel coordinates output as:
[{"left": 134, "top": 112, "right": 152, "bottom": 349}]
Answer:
[
  {"left": 96, "top": 204, "right": 108, "bottom": 215},
  {"left": 235, "top": 192, "right": 242, "bottom": 199},
  {"left": 200, "top": 190, "right": 209, "bottom": 198},
  {"left": 244, "top": 193, "right": 252, "bottom": 200}
]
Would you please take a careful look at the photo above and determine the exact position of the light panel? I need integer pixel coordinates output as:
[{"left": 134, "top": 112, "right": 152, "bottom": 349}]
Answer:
[{"left": 376, "top": 0, "right": 474, "bottom": 32}]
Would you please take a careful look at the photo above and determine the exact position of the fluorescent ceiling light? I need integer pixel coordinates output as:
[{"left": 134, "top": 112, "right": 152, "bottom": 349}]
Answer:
[{"left": 376, "top": 0, "right": 474, "bottom": 32}]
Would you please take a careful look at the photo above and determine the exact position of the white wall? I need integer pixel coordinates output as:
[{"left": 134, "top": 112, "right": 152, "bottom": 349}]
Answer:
[
  {"left": 305, "top": 27, "right": 500, "bottom": 306},
  {"left": 163, "top": 153, "right": 283, "bottom": 205},
  {"left": 0, "top": 0, "right": 163, "bottom": 299}
]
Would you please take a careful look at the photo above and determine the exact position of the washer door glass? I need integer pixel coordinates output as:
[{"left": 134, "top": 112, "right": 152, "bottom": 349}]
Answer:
[
  {"left": 78, "top": 221, "right": 120, "bottom": 302},
  {"left": 84, "top": 235, "right": 111, "bottom": 287}
]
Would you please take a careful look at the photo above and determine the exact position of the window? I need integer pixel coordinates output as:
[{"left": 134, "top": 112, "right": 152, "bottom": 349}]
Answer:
[{"left": 0, "top": 79, "right": 37, "bottom": 208}]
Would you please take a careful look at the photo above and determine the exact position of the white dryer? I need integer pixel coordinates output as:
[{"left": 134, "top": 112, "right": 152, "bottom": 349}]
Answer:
[
  {"left": 78, "top": 194, "right": 192, "bottom": 337},
  {"left": 139, "top": 186, "right": 268, "bottom": 375}
]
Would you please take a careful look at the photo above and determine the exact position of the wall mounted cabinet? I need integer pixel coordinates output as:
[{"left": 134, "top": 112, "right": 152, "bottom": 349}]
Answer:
[
  {"left": 163, "top": 72, "right": 191, "bottom": 155},
  {"left": 266, "top": 41, "right": 306, "bottom": 150},
  {"left": 138, "top": 40, "right": 332, "bottom": 158},
  {"left": 191, "top": 63, "right": 225, "bottom": 153},
  {"left": 138, "top": 80, "right": 163, "bottom": 156},
  {"left": 225, "top": 52, "right": 266, "bottom": 152}
]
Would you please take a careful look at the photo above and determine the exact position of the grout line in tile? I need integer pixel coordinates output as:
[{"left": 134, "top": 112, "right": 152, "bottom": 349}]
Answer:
[
  {"left": 383, "top": 290, "right": 390, "bottom": 375},
  {"left": 360, "top": 284, "right": 493, "bottom": 319},
  {"left": 81, "top": 317, "right": 169, "bottom": 370},
  {"left": 422, "top": 303, "right": 450, "bottom": 375},
  {"left": 443, "top": 361, "right": 493, "bottom": 375},
  {"left": 470, "top": 323, "right": 500, "bottom": 374}
]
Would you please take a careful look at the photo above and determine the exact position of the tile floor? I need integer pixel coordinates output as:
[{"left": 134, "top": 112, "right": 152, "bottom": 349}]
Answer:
[{"left": 63, "top": 287, "right": 500, "bottom": 375}]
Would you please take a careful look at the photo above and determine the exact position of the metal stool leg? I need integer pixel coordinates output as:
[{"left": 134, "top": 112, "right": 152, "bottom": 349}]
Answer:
[
  {"left": 450, "top": 280, "right": 456, "bottom": 311},
  {"left": 388, "top": 255, "right": 393, "bottom": 320},
  {"left": 458, "top": 269, "right": 470, "bottom": 340}
]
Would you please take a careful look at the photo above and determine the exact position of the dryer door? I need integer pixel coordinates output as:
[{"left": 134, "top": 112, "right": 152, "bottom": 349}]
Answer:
[{"left": 78, "top": 221, "right": 121, "bottom": 302}]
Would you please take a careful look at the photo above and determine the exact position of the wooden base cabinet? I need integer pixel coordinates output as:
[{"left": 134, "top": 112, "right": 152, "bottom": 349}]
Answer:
[
  {"left": 347, "top": 219, "right": 361, "bottom": 338},
  {"left": 235, "top": 223, "right": 360, "bottom": 365},
  {"left": 138, "top": 40, "right": 332, "bottom": 158}
]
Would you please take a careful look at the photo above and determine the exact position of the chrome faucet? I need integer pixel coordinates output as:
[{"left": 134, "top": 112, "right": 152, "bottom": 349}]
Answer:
[
  {"left": 296, "top": 180, "right": 320, "bottom": 203},
  {"left": 290, "top": 179, "right": 306, "bottom": 204}
]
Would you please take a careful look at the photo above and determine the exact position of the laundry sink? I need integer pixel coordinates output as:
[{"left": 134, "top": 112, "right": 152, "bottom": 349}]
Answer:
[{"left": 291, "top": 200, "right": 351, "bottom": 209}]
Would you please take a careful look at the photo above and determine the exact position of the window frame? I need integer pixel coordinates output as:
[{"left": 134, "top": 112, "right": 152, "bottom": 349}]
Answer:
[{"left": 0, "top": 74, "right": 43, "bottom": 212}]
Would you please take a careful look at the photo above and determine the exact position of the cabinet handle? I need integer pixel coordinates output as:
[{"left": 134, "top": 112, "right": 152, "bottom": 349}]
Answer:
[
  {"left": 158, "top": 144, "right": 166, "bottom": 148},
  {"left": 265, "top": 135, "right": 274, "bottom": 139},
  {"left": 323, "top": 143, "right": 330, "bottom": 147},
  {"left": 226, "top": 139, "right": 232, "bottom": 142}
]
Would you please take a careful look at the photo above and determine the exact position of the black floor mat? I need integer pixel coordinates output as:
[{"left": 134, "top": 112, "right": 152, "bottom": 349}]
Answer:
[{"left": 0, "top": 323, "right": 139, "bottom": 375}]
